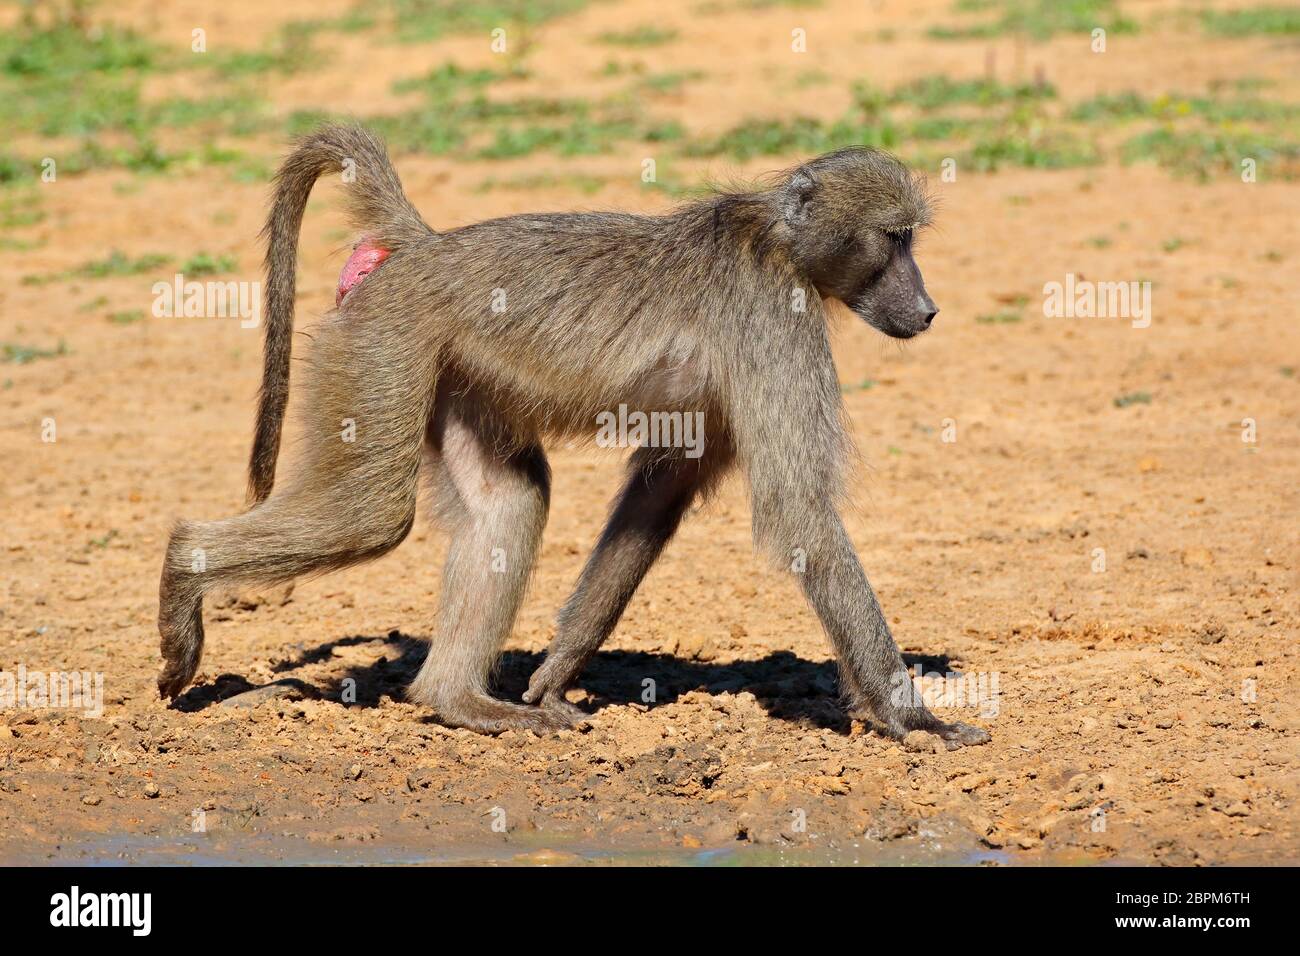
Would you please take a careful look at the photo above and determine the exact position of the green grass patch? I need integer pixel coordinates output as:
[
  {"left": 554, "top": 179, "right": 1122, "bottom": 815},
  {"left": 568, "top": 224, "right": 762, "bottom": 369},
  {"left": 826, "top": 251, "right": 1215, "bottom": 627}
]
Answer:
[
  {"left": 179, "top": 252, "right": 238, "bottom": 276},
  {"left": 598, "top": 26, "right": 679, "bottom": 47},
  {"left": 890, "top": 75, "right": 1055, "bottom": 110},
  {"left": 1113, "top": 391, "right": 1152, "bottom": 408},
  {"left": 3, "top": 340, "right": 69, "bottom": 364},
  {"left": 639, "top": 70, "right": 705, "bottom": 94},
  {"left": 0, "top": 188, "right": 44, "bottom": 227},
  {"left": 1070, "top": 91, "right": 1300, "bottom": 124},
  {"left": 22, "top": 250, "right": 171, "bottom": 286},
  {"left": 1202, "top": 6, "right": 1300, "bottom": 36},
  {"left": 975, "top": 310, "right": 1023, "bottom": 324},
  {"left": 929, "top": 0, "right": 1138, "bottom": 41},
  {"left": 964, "top": 128, "right": 1100, "bottom": 171},
  {"left": 384, "top": 0, "right": 592, "bottom": 43},
  {"left": 1122, "top": 127, "right": 1300, "bottom": 180},
  {"left": 0, "top": 16, "right": 154, "bottom": 79},
  {"left": 206, "top": 21, "right": 320, "bottom": 78}
]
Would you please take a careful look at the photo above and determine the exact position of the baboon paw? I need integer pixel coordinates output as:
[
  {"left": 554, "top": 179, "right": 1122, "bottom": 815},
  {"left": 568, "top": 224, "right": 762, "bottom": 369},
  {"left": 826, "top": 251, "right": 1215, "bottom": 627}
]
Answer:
[
  {"left": 157, "top": 661, "right": 196, "bottom": 700},
  {"left": 521, "top": 662, "right": 575, "bottom": 706},
  {"left": 436, "top": 695, "right": 581, "bottom": 735},
  {"left": 937, "top": 721, "right": 991, "bottom": 750},
  {"left": 539, "top": 695, "right": 590, "bottom": 727}
]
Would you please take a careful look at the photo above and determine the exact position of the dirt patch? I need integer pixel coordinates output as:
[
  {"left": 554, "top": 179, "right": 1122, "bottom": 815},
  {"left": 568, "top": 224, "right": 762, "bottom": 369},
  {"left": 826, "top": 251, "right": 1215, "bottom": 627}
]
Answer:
[{"left": 1, "top": 0, "right": 1296, "bottom": 865}]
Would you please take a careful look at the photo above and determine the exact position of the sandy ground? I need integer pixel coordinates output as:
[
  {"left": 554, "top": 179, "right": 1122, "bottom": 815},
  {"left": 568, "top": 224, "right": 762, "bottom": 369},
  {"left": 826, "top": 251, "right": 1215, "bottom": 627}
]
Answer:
[{"left": 1, "top": 0, "right": 1297, "bottom": 864}]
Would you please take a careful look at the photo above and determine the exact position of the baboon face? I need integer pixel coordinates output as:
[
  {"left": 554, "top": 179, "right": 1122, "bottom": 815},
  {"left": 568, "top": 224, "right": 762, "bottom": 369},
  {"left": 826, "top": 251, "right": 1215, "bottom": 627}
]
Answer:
[{"left": 781, "top": 148, "right": 938, "bottom": 339}]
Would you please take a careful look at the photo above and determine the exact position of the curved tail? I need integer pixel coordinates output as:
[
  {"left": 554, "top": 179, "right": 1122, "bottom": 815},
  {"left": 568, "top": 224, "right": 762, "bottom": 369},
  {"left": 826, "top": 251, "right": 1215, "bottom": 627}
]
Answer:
[{"left": 248, "top": 123, "right": 431, "bottom": 504}]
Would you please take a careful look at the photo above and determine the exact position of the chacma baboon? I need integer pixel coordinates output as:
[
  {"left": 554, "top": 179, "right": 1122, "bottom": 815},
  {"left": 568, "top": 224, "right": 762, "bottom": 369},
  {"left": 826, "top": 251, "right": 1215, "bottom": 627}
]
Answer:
[{"left": 158, "top": 123, "right": 989, "bottom": 748}]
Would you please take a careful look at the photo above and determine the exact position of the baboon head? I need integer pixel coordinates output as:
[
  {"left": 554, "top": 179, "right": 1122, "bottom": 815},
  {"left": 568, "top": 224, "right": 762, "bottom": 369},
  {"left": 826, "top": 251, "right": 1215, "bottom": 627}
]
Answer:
[{"left": 779, "top": 147, "right": 938, "bottom": 339}]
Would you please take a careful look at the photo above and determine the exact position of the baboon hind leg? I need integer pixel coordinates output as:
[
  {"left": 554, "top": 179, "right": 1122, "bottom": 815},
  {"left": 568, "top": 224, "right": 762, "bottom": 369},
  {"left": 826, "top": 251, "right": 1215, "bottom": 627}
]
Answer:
[
  {"left": 407, "top": 391, "right": 576, "bottom": 733},
  {"left": 157, "top": 318, "right": 432, "bottom": 698},
  {"left": 524, "top": 445, "right": 732, "bottom": 709}
]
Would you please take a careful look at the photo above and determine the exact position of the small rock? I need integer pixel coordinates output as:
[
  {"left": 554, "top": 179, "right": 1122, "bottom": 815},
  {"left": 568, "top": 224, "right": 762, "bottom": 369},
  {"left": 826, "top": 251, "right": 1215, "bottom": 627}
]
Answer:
[
  {"left": 1195, "top": 621, "right": 1227, "bottom": 645},
  {"left": 143, "top": 782, "right": 160, "bottom": 799},
  {"left": 674, "top": 632, "right": 717, "bottom": 662},
  {"left": 81, "top": 794, "right": 101, "bottom": 806},
  {"left": 1065, "top": 792, "right": 1093, "bottom": 811},
  {"left": 1223, "top": 801, "right": 1251, "bottom": 817},
  {"left": 345, "top": 763, "right": 363, "bottom": 781},
  {"left": 902, "top": 731, "right": 941, "bottom": 754},
  {"left": 406, "top": 767, "right": 437, "bottom": 792},
  {"left": 809, "top": 774, "right": 851, "bottom": 795},
  {"left": 219, "top": 681, "right": 304, "bottom": 709}
]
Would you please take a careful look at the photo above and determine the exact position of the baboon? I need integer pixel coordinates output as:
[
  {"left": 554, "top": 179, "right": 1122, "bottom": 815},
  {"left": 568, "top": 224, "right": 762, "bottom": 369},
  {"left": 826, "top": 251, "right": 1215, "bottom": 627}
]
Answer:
[{"left": 158, "top": 123, "right": 989, "bottom": 748}]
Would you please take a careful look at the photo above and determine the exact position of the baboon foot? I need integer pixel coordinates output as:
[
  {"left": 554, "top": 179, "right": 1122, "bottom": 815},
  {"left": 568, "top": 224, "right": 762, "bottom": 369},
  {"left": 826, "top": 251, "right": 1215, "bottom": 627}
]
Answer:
[
  {"left": 934, "top": 720, "right": 991, "bottom": 749},
  {"left": 426, "top": 691, "right": 585, "bottom": 735},
  {"left": 851, "top": 703, "right": 991, "bottom": 751}
]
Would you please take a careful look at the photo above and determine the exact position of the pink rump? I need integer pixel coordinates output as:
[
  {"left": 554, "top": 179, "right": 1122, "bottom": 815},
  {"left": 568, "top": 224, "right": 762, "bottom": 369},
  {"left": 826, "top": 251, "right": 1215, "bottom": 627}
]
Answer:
[{"left": 336, "top": 239, "right": 391, "bottom": 306}]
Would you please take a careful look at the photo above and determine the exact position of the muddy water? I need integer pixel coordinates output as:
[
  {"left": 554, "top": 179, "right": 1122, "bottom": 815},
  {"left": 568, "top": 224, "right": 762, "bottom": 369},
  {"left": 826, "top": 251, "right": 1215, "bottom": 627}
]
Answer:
[{"left": 64, "top": 819, "right": 1046, "bottom": 867}]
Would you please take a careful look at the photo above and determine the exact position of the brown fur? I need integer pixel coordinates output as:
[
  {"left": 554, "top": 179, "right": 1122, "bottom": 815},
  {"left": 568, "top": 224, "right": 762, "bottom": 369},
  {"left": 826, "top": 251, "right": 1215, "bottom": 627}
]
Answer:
[{"left": 157, "top": 123, "right": 988, "bottom": 747}]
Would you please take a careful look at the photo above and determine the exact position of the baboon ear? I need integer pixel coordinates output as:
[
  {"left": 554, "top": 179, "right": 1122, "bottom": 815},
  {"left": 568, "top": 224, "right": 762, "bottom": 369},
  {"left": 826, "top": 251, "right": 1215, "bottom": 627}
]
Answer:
[{"left": 781, "top": 167, "right": 818, "bottom": 227}]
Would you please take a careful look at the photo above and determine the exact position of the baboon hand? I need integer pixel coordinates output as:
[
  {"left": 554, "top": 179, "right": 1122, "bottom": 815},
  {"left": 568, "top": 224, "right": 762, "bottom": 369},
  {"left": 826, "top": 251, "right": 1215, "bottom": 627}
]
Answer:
[
  {"left": 157, "top": 659, "right": 197, "bottom": 700},
  {"left": 522, "top": 654, "right": 582, "bottom": 709},
  {"left": 851, "top": 700, "right": 991, "bottom": 751}
]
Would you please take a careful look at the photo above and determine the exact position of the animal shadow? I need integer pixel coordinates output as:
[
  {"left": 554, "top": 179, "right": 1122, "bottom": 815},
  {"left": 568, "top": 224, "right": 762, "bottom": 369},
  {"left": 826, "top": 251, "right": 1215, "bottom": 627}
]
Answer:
[{"left": 175, "top": 630, "right": 954, "bottom": 733}]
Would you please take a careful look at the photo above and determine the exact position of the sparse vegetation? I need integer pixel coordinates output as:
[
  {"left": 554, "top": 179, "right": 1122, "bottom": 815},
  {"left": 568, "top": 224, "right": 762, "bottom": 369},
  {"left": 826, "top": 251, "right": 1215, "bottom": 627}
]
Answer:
[
  {"left": 382, "top": 0, "right": 592, "bottom": 43},
  {"left": 21, "top": 251, "right": 171, "bottom": 286},
  {"left": 928, "top": 0, "right": 1138, "bottom": 41},
  {"left": 179, "top": 253, "right": 238, "bottom": 276},
  {"left": 975, "top": 310, "right": 1024, "bottom": 324},
  {"left": 1202, "top": 6, "right": 1300, "bottom": 37},
  {"left": 3, "top": 340, "right": 69, "bottom": 364},
  {"left": 1113, "top": 391, "right": 1153, "bottom": 408},
  {"left": 598, "top": 26, "right": 678, "bottom": 47}
]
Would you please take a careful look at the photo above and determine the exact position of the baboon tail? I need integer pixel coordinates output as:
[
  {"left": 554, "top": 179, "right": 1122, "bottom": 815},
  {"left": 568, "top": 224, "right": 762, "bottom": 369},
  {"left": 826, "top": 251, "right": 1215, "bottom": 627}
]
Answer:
[{"left": 248, "top": 123, "right": 431, "bottom": 503}]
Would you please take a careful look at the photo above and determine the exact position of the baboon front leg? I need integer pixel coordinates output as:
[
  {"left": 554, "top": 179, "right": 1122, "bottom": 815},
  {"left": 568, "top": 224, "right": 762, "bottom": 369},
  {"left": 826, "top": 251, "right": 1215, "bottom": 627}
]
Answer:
[
  {"left": 795, "top": 509, "right": 990, "bottom": 748},
  {"left": 407, "top": 398, "right": 575, "bottom": 733},
  {"left": 524, "top": 447, "right": 729, "bottom": 709}
]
